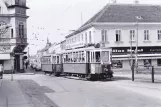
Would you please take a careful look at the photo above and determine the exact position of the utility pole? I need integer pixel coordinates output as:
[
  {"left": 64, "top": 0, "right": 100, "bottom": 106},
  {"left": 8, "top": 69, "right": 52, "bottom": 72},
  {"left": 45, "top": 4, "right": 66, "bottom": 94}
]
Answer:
[
  {"left": 135, "top": 16, "right": 142, "bottom": 73},
  {"left": 135, "top": 20, "right": 138, "bottom": 73}
]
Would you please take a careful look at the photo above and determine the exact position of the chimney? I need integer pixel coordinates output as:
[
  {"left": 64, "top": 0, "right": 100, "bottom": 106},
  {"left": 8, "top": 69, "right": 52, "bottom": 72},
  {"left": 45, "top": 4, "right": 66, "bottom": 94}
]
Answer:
[
  {"left": 134, "top": 0, "right": 139, "bottom": 4},
  {"left": 112, "top": 0, "right": 117, "bottom": 4}
]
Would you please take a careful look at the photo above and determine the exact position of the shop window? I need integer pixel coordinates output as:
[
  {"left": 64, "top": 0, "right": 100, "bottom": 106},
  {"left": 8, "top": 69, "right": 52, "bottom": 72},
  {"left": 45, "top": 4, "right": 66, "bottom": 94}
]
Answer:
[
  {"left": 112, "top": 60, "right": 123, "bottom": 68},
  {"left": 157, "top": 59, "right": 161, "bottom": 66},
  {"left": 143, "top": 59, "right": 151, "bottom": 67}
]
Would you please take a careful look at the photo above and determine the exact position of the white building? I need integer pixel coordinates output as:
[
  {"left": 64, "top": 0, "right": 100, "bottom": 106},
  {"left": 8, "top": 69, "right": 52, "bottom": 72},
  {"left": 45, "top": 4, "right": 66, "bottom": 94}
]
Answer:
[
  {"left": 65, "top": 4, "right": 161, "bottom": 70},
  {"left": 0, "top": 0, "right": 29, "bottom": 73}
]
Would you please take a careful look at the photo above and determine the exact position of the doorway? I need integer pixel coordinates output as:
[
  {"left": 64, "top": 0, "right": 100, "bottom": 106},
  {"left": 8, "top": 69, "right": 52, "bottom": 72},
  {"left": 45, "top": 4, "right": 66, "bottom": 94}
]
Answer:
[{"left": 14, "top": 55, "right": 20, "bottom": 72}]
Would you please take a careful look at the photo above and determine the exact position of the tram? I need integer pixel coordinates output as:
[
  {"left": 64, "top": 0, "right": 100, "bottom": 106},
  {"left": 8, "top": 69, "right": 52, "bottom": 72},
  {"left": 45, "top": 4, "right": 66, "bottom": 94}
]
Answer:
[
  {"left": 62, "top": 47, "right": 113, "bottom": 80},
  {"left": 41, "top": 54, "right": 63, "bottom": 76},
  {"left": 41, "top": 47, "right": 113, "bottom": 80}
]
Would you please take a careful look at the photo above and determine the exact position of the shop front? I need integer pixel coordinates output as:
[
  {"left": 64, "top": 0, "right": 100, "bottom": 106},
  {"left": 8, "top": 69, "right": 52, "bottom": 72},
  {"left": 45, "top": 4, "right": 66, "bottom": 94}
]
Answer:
[{"left": 112, "top": 46, "right": 161, "bottom": 71}]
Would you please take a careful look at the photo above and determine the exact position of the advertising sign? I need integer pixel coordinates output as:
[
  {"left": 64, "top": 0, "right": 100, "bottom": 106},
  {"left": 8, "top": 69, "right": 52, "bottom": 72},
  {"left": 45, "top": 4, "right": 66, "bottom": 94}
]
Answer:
[{"left": 112, "top": 47, "right": 161, "bottom": 54}]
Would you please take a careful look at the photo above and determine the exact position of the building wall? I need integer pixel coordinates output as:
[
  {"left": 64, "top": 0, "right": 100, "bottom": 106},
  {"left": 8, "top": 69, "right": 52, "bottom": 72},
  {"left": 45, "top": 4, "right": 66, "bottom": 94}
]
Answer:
[
  {"left": 3, "top": 60, "right": 12, "bottom": 71},
  {"left": 94, "top": 24, "right": 161, "bottom": 47},
  {"left": 66, "top": 27, "right": 95, "bottom": 49}
]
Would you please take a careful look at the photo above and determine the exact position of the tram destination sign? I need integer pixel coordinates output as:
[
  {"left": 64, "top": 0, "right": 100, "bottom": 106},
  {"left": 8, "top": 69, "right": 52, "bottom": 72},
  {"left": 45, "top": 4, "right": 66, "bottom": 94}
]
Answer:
[{"left": 112, "top": 47, "right": 161, "bottom": 54}]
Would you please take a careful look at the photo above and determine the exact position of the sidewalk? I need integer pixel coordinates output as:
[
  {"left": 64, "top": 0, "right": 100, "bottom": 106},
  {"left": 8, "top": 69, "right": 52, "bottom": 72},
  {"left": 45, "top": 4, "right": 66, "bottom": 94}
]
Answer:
[
  {"left": 0, "top": 80, "right": 34, "bottom": 107},
  {"left": 112, "top": 73, "right": 161, "bottom": 100}
]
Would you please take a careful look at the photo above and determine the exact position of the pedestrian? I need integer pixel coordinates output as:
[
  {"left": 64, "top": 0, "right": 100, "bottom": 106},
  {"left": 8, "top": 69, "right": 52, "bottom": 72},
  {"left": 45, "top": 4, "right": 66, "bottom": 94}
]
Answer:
[
  {"left": 25, "top": 60, "right": 29, "bottom": 69},
  {"left": 0, "top": 64, "right": 4, "bottom": 79}
]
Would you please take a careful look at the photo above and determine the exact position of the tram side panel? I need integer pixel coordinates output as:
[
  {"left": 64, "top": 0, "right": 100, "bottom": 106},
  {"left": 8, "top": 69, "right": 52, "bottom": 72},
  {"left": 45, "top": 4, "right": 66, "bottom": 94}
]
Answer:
[
  {"left": 90, "top": 63, "right": 101, "bottom": 74},
  {"left": 63, "top": 63, "right": 87, "bottom": 74},
  {"left": 42, "top": 64, "right": 53, "bottom": 73}
]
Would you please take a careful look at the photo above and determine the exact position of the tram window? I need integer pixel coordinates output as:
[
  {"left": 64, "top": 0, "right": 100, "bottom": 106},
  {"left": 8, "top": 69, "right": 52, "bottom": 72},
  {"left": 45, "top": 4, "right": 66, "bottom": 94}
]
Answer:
[
  {"left": 82, "top": 52, "right": 85, "bottom": 62},
  {"left": 57, "top": 56, "right": 59, "bottom": 64},
  {"left": 78, "top": 52, "right": 81, "bottom": 62},
  {"left": 95, "top": 52, "right": 100, "bottom": 62}
]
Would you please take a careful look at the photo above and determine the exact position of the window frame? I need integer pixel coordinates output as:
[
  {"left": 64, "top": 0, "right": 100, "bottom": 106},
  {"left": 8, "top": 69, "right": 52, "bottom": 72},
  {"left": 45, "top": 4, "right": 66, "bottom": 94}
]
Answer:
[
  {"left": 130, "top": 30, "right": 135, "bottom": 41},
  {"left": 116, "top": 30, "right": 121, "bottom": 42},
  {"left": 144, "top": 30, "right": 149, "bottom": 41},
  {"left": 157, "top": 30, "right": 161, "bottom": 40}
]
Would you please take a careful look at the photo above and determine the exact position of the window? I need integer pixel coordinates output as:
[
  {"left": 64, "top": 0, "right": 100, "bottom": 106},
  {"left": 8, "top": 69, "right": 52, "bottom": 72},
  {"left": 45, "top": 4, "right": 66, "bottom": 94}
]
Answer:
[
  {"left": 158, "top": 30, "right": 161, "bottom": 40},
  {"left": 19, "top": 24, "right": 21, "bottom": 36},
  {"left": 112, "top": 60, "right": 123, "bottom": 68},
  {"left": 144, "top": 30, "right": 149, "bottom": 40},
  {"left": 116, "top": 30, "right": 121, "bottom": 41},
  {"left": 101, "top": 30, "right": 108, "bottom": 42},
  {"left": 144, "top": 59, "right": 151, "bottom": 68},
  {"left": 19, "top": 23, "right": 24, "bottom": 37},
  {"left": 85, "top": 32, "right": 87, "bottom": 44},
  {"left": 11, "top": 29, "right": 14, "bottom": 38},
  {"left": 81, "top": 34, "right": 83, "bottom": 42},
  {"left": 89, "top": 31, "right": 92, "bottom": 43},
  {"left": 130, "top": 30, "right": 135, "bottom": 41},
  {"left": 157, "top": 59, "right": 161, "bottom": 66}
]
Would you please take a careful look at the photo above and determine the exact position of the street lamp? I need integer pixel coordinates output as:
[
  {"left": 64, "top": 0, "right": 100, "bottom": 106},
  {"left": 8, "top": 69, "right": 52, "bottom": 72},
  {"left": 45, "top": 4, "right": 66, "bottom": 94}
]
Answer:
[{"left": 135, "top": 16, "right": 143, "bottom": 72}]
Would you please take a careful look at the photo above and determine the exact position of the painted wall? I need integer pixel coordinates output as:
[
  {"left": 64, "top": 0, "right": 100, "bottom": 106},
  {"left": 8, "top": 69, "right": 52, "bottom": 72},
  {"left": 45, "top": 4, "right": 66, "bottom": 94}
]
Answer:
[
  {"left": 3, "top": 60, "right": 12, "bottom": 71},
  {"left": 66, "top": 27, "right": 95, "bottom": 49},
  {"left": 94, "top": 24, "right": 161, "bottom": 48}
]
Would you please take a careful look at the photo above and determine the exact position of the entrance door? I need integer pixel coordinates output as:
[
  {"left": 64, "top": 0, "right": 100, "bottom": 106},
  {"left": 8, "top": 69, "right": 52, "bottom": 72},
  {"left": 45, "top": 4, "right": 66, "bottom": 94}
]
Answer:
[{"left": 14, "top": 55, "right": 20, "bottom": 72}]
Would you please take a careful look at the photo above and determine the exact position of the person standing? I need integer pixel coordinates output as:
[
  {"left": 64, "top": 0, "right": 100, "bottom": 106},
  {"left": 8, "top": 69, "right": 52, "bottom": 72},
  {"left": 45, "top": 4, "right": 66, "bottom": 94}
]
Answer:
[
  {"left": 25, "top": 60, "right": 29, "bottom": 69},
  {"left": 0, "top": 64, "right": 4, "bottom": 79}
]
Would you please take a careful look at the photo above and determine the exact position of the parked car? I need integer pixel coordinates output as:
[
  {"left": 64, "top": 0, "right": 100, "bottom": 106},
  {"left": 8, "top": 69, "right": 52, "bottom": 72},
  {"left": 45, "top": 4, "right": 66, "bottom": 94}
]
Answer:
[{"left": 35, "top": 63, "right": 41, "bottom": 71}]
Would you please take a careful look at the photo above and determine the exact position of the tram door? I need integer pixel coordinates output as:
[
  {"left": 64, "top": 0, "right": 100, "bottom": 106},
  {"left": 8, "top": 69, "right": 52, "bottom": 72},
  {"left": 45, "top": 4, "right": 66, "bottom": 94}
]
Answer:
[{"left": 86, "top": 51, "right": 90, "bottom": 74}]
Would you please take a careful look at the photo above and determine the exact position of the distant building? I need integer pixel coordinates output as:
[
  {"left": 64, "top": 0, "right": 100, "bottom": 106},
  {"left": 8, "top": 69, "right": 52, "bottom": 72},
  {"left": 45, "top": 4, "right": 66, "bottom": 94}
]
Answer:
[
  {"left": 65, "top": 4, "right": 161, "bottom": 70},
  {"left": 36, "top": 37, "right": 52, "bottom": 63},
  {"left": 0, "top": 0, "right": 29, "bottom": 73}
]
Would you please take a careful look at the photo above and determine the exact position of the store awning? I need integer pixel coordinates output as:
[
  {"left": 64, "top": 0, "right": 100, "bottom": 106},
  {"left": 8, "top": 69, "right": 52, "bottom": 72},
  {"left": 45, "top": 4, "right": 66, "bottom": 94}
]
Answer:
[
  {"left": 0, "top": 54, "right": 10, "bottom": 60},
  {"left": 113, "top": 57, "right": 161, "bottom": 60}
]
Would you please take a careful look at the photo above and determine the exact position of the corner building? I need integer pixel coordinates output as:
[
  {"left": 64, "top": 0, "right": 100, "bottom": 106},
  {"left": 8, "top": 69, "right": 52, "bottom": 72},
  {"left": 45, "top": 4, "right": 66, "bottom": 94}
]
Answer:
[
  {"left": 0, "top": 0, "right": 29, "bottom": 73},
  {"left": 65, "top": 4, "right": 161, "bottom": 71}
]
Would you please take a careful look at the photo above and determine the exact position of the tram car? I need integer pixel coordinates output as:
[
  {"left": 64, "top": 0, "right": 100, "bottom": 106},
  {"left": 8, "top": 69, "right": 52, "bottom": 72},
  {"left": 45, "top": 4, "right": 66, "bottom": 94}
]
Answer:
[
  {"left": 62, "top": 47, "right": 113, "bottom": 80},
  {"left": 41, "top": 54, "right": 62, "bottom": 76}
]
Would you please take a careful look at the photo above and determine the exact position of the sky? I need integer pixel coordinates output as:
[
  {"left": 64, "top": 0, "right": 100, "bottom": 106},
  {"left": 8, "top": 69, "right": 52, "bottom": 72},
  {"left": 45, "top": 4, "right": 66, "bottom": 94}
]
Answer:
[{"left": 26, "top": 0, "right": 161, "bottom": 55}]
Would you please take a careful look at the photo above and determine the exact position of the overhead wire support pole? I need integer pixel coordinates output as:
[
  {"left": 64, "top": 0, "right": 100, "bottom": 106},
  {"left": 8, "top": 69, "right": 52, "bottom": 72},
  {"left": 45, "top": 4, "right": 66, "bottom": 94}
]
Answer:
[{"left": 135, "top": 19, "right": 139, "bottom": 74}]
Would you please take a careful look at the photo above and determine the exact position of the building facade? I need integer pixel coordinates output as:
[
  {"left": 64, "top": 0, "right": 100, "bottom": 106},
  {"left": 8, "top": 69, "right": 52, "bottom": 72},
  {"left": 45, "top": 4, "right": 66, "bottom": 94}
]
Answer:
[
  {"left": 0, "top": 0, "right": 29, "bottom": 73},
  {"left": 65, "top": 4, "right": 161, "bottom": 71}
]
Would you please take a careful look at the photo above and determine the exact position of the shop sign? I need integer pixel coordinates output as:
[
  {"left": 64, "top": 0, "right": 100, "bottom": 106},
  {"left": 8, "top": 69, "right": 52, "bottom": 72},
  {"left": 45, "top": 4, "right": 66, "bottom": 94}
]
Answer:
[
  {"left": 0, "top": 46, "right": 11, "bottom": 53},
  {"left": 112, "top": 47, "right": 161, "bottom": 54}
]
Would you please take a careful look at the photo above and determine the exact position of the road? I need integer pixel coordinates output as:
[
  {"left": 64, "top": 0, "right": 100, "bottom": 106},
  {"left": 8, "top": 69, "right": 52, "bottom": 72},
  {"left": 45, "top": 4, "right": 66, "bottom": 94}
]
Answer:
[{"left": 1, "top": 70, "right": 161, "bottom": 107}]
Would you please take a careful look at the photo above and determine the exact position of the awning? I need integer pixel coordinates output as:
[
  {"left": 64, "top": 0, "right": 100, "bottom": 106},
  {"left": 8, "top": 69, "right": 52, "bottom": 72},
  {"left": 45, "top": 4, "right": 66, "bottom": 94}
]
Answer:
[
  {"left": 0, "top": 54, "right": 10, "bottom": 60},
  {"left": 113, "top": 57, "right": 161, "bottom": 60}
]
